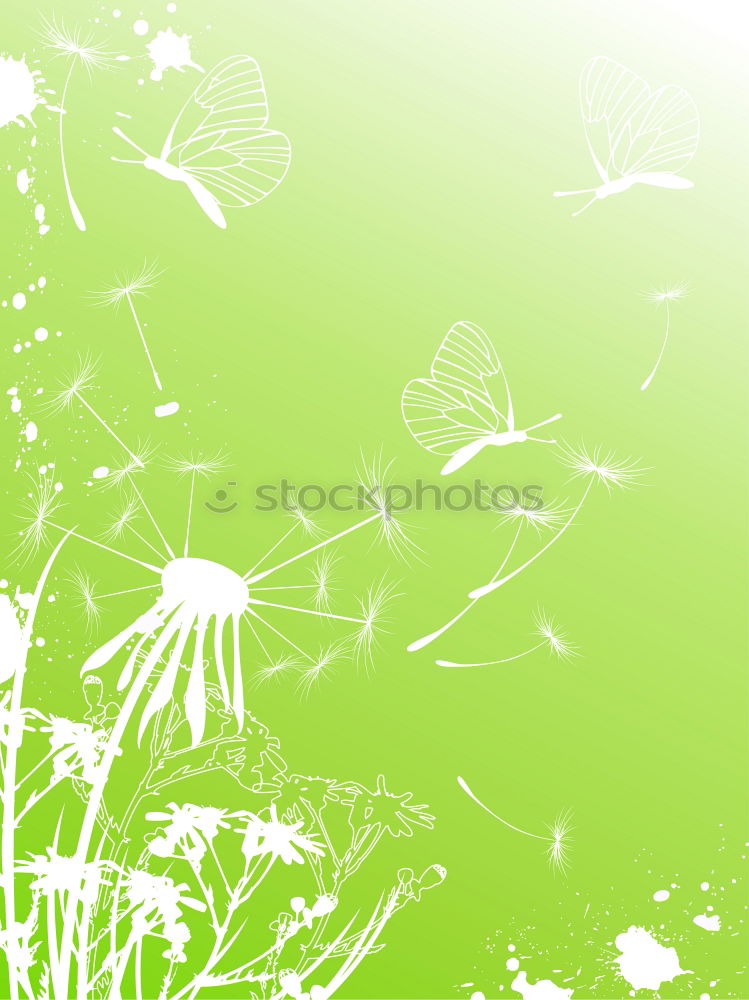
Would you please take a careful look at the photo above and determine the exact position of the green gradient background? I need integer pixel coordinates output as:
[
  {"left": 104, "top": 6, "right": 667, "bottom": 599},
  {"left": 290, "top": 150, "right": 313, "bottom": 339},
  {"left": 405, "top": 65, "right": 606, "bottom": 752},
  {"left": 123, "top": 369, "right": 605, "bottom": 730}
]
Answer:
[{"left": 1, "top": 0, "right": 747, "bottom": 997}]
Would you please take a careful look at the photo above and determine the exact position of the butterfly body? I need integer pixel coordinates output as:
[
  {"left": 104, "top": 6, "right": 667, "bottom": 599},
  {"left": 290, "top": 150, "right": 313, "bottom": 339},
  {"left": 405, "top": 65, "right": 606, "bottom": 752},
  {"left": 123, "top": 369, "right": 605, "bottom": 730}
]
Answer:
[
  {"left": 555, "top": 57, "right": 699, "bottom": 216},
  {"left": 402, "top": 321, "right": 562, "bottom": 475},
  {"left": 112, "top": 55, "right": 291, "bottom": 229}
]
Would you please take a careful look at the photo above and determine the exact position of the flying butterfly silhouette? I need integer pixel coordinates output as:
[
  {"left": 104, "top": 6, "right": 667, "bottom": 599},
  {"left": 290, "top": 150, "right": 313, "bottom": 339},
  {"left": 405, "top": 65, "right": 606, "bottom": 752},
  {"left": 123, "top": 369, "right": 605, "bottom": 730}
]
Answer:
[
  {"left": 402, "top": 321, "right": 562, "bottom": 476},
  {"left": 554, "top": 56, "right": 700, "bottom": 217},
  {"left": 112, "top": 55, "right": 291, "bottom": 229}
]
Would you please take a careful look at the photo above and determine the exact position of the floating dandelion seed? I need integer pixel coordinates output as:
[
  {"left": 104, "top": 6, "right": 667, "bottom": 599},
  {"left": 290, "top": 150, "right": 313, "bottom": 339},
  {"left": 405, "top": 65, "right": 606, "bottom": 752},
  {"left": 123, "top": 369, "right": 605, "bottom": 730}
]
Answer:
[
  {"left": 311, "top": 551, "right": 337, "bottom": 612},
  {"left": 295, "top": 640, "right": 348, "bottom": 698},
  {"left": 14, "top": 478, "right": 64, "bottom": 561},
  {"left": 458, "top": 776, "right": 573, "bottom": 873},
  {"left": 47, "top": 357, "right": 145, "bottom": 470},
  {"left": 91, "top": 263, "right": 177, "bottom": 414},
  {"left": 164, "top": 452, "right": 227, "bottom": 557},
  {"left": 94, "top": 444, "right": 156, "bottom": 492},
  {"left": 251, "top": 654, "right": 299, "bottom": 688},
  {"left": 357, "top": 454, "right": 420, "bottom": 563},
  {"left": 352, "top": 580, "right": 399, "bottom": 663},
  {"left": 408, "top": 494, "right": 568, "bottom": 653},
  {"left": 40, "top": 18, "right": 116, "bottom": 231},
  {"left": 68, "top": 568, "right": 101, "bottom": 628},
  {"left": 437, "top": 609, "right": 577, "bottom": 668},
  {"left": 640, "top": 283, "right": 688, "bottom": 391},
  {"left": 466, "top": 445, "right": 646, "bottom": 601},
  {"left": 558, "top": 444, "right": 644, "bottom": 492}
]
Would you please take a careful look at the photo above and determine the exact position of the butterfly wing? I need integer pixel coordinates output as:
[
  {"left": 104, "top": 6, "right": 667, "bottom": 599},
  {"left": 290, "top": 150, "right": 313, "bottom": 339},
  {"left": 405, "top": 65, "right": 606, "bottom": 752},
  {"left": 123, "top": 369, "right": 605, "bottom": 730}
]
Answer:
[
  {"left": 163, "top": 55, "right": 291, "bottom": 210},
  {"left": 580, "top": 57, "right": 698, "bottom": 182},
  {"left": 402, "top": 321, "right": 509, "bottom": 458}
]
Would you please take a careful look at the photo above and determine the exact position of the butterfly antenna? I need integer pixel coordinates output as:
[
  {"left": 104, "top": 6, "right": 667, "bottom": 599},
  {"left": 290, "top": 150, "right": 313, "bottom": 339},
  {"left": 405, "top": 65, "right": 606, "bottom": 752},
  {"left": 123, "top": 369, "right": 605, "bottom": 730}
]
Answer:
[
  {"left": 571, "top": 196, "right": 598, "bottom": 217},
  {"left": 112, "top": 126, "right": 148, "bottom": 158},
  {"left": 524, "top": 413, "right": 562, "bottom": 432}
]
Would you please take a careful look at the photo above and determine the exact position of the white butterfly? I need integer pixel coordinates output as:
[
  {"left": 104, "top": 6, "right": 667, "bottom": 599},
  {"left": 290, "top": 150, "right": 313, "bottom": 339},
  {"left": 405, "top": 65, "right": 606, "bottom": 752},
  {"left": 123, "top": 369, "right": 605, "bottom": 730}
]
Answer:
[
  {"left": 112, "top": 55, "right": 291, "bottom": 229},
  {"left": 555, "top": 56, "right": 699, "bottom": 217},
  {"left": 402, "top": 321, "right": 562, "bottom": 476}
]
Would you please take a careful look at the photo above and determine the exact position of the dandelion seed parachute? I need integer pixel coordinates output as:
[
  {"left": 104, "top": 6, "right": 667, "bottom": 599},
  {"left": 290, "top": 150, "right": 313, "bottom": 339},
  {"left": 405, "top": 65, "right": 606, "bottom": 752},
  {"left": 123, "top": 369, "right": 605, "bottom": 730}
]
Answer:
[{"left": 81, "top": 557, "right": 249, "bottom": 745}]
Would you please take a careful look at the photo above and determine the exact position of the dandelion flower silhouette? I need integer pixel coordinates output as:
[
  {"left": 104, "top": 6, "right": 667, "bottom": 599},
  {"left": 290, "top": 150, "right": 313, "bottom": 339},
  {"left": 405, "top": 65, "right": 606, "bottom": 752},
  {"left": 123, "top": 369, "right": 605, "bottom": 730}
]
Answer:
[
  {"left": 640, "top": 282, "right": 688, "bottom": 391},
  {"left": 40, "top": 18, "right": 115, "bottom": 231},
  {"left": 457, "top": 776, "right": 573, "bottom": 873}
]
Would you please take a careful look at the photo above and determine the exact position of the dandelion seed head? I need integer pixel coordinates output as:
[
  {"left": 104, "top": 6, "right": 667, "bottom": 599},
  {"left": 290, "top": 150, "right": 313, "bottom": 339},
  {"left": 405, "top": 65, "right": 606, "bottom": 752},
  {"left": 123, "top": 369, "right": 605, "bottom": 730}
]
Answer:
[
  {"left": 352, "top": 579, "right": 399, "bottom": 662},
  {"left": 40, "top": 18, "right": 116, "bottom": 71},
  {"left": 252, "top": 655, "right": 299, "bottom": 687},
  {"left": 285, "top": 498, "right": 320, "bottom": 537},
  {"left": 47, "top": 356, "right": 99, "bottom": 414},
  {"left": 495, "top": 495, "right": 569, "bottom": 533},
  {"left": 642, "top": 281, "right": 689, "bottom": 305},
  {"left": 165, "top": 451, "right": 227, "bottom": 479},
  {"left": 14, "top": 478, "right": 64, "bottom": 560},
  {"left": 295, "top": 641, "right": 346, "bottom": 698},
  {"left": 546, "top": 809, "right": 573, "bottom": 873},
  {"left": 533, "top": 610, "right": 577, "bottom": 662},
  {"left": 95, "top": 443, "right": 156, "bottom": 491},
  {"left": 357, "top": 453, "right": 420, "bottom": 562},
  {"left": 102, "top": 496, "right": 139, "bottom": 540},
  {"left": 91, "top": 261, "right": 162, "bottom": 307},
  {"left": 559, "top": 444, "right": 644, "bottom": 492},
  {"left": 68, "top": 568, "right": 101, "bottom": 627},
  {"left": 311, "top": 552, "right": 337, "bottom": 612}
]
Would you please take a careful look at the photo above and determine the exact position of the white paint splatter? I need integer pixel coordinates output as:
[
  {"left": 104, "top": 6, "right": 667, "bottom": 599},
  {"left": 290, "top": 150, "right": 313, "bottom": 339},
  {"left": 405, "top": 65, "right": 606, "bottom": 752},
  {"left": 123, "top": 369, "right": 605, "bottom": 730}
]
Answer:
[
  {"left": 693, "top": 913, "right": 720, "bottom": 932},
  {"left": 613, "top": 926, "right": 687, "bottom": 991},
  {"left": 24, "top": 421, "right": 37, "bottom": 442},
  {"left": 653, "top": 889, "right": 670, "bottom": 902},
  {"left": 154, "top": 400, "right": 180, "bottom": 418},
  {"left": 511, "top": 971, "right": 573, "bottom": 999},
  {"left": 12, "top": 292, "right": 26, "bottom": 310},
  {"left": 92, "top": 466, "right": 109, "bottom": 479},
  {"left": 507, "top": 957, "right": 520, "bottom": 971},
  {"left": 34, "top": 327, "right": 48, "bottom": 342},
  {"left": 16, "top": 168, "right": 31, "bottom": 193},
  {"left": 146, "top": 27, "right": 203, "bottom": 81},
  {"left": 0, "top": 56, "right": 44, "bottom": 129},
  {"left": 35, "top": 203, "right": 49, "bottom": 235},
  {"left": 700, "top": 881, "right": 710, "bottom": 891},
  {"left": 133, "top": 18, "right": 149, "bottom": 35}
]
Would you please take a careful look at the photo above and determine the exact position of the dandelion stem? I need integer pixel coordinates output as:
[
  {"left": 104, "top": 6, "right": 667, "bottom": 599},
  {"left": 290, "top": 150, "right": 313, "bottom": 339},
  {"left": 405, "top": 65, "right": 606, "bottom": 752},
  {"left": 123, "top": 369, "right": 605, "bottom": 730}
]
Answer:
[
  {"left": 125, "top": 291, "right": 162, "bottom": 391},
  {"left": 127, "top": 475, "right": 175, "bottom": 559},
  {"left": 58, "top": 63, "right": 86, "bottom": 231},
  {"left": 438, "top": 640, "right": 545, "bottom": 668},
  {"left": 15, "top": 747, "right": 56, "bottom": 790},
  {"left": 247, "top": 597, "right": 365, "bottom": 625},
  {"left": 98, "top": 584, "right": 160, "bottom": 599},
  {"left": 47, "top": 522, "right": 161, "bottom": 572},
  {"left": 128, "top": 525, "right": 167, "bottom": 562},
  {"left": 457, "top": 775, "right": 546, "bottom": 841},
  {"left": 244, "top": 610, "right": 312, "bottom": 662},
  {"left": 469, "top": 480, "right": 594, "bottom": 599},
  {"left": 184, "top": 470, "right": 195, "bottom": 557},
  {"left": 75, "top": 392, "right": 144, "bottom": 469},
  {"left": 408, "top": 520, "right": 523, "bottom": 652},
  {"left": 245, "top": 513, "right": 380, "bottom": 584},
  {"left": 1, "top": 530, "right": 72, "bottom": 1000},
  {"left": 243, "top": 520, "right": 300, "bottom": 578},
  {"left": 641, "top": 299, "right": 671, "bottom": 391}
]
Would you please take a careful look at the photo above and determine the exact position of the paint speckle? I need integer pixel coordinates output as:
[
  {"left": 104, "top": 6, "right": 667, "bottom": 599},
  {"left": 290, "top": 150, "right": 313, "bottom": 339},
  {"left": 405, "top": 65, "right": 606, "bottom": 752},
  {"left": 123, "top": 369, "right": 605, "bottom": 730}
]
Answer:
[
  {"left": 166, "top": 2, "right": 177, "bottom": 10},
  {"left": 12, "top": 292, "right": 26, "bottom": 310},
  {"left": 511, "top": 971, "right": 572, "bottom": 999},
  {"left": 113, "top": 8, "right": 122, "bottom": 17},
  {"left": 653, "top": 889, "right": 670, "bottom": 902},
  {"left": 146, "top": 27, "right": 203, "bottom": 81},
  {"left": 34, "top": 327, "right": 48, "bottom": 342},
  {"left": 0, "top": 55, "right": 45, "bottom": 129},
  {"left": 693, "top": 913, "right": 720, "bottom": 932},
  {"left": 24, "top": 421, "right": 38, "bottom": 443},
  {"left": 16, "top": 168, "right": 31, "bottom": 194},
  {"left": 613, "top": 926, "right": 686, "bottom": 991},
  {"left": 700, "top": 881, "right": 710, "bottom": 891},
  {"left": 506, "top": 957, "right": 520, "bottom": 971},
  {"left": 133, "top": 18, "right": 149, "bottom": 35},
  {"left": 92, "top": 466, "right": 110, "bottom": 480}
]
